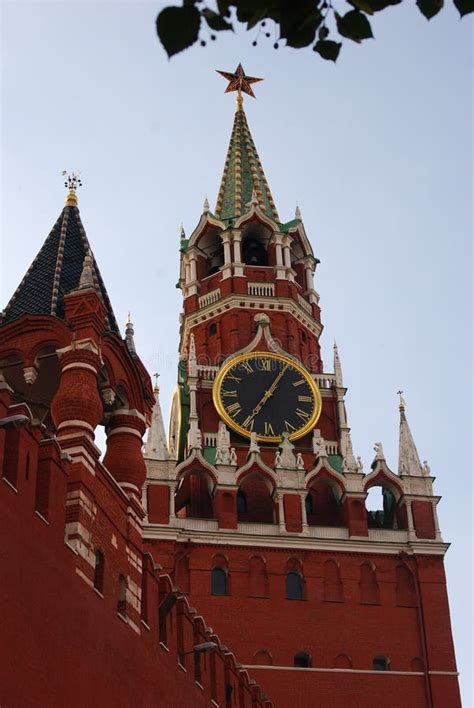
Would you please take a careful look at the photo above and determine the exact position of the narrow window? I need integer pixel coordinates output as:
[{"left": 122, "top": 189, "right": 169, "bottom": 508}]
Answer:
[
  {"left": 286, "top": 571, "right": 303, "bottom": 600},
  {"left": 305, "top": 492, "right": 313, "bottom": 516},
  {"left": 373, "top": 656, "right": 389, "bottom": 671},
  {"left": 211, "top": 567, "right": 227, "bottom": 596},
  {"left": 209, "top": 323, "right": 217, "bottom": 336},
  {"left": 117, "top": 574, "right": 127, "bottom": 617},
  {"left": 237, "top": 490, "right": 247, "bottom": 514},
  {"left": 294, "top": 652, "right": 311, "bottom": 668},
  {"left": 94, "top": 550, "right": 105, "bottom": 593}
]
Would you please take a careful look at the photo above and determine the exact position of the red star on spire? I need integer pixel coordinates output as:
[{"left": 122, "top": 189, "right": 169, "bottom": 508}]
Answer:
[{"left": 216, "top": 63, "right": 263, "bottom": 99}]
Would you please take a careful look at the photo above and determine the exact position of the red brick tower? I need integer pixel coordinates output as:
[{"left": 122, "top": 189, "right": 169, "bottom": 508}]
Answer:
[
  {"left": 0, "top": 175, "right": 272, "bottom": 707},
  {"left": 143, "top": 67, "right": 461, "bottom": 708}
]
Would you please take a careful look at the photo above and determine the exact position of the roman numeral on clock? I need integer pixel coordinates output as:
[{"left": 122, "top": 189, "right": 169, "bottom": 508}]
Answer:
[
  {"left": 295, "top": 408, "right": 310, "bottom": 422},
  {"left": 241, "top": 415, "right": 254, "bottom": 431},
  {"left": 298, "top": 395, "right": 312, "bottom": 403},
  {"left": 241, "top": 361, "right": 254, "bottom": 375},
  {"left": 264, "top": 422, "right": 275, "bottom": 436},
  {"left": 222, "top": 390, "right": 237, "bottom": 398},
  {"left": 285, "top": 420, "right": 297, "bottom": 432},
  {"left": 227, "top": 373, "right": 242, "bottom": 383},
  {"left": 292, "top": 379, "right": 306, "bottom": 387},
  {"left": 226, "top": 402, "right": 241, "bottom": 416}
]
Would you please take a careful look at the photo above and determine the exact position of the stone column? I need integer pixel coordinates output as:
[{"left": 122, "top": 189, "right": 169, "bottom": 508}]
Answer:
[
  {"left": 277, "top": 491, "right": 285, "bottom": 533},
  {"left": 300, "top": 491, "right": 309, "bottom": 535},
  {"left": 221, "top": 232, "right": 232, "bottom": 279}
]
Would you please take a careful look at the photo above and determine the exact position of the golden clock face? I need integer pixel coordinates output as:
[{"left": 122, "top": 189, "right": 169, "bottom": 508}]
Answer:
[{"left": 212, "top": 351, "right": 322, "bottom": 443}]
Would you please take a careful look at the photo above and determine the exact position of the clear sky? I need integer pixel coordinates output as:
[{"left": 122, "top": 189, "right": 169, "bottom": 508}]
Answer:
[{"left": 1, "top": 1, "right": 472, "bottom": 702}]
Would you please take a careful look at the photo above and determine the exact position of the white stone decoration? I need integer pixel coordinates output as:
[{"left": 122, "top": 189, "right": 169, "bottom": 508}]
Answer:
[
  {"left": 398, "top": 400, "right": 423, "bottom": 476},
  {"left": 312, "top": 430, "right": 327, "bottom": 458},
  {"left": 124, "top": 314, "right": 136, "bottom": 356},
  {"left": 145, "top": 387, "right": 169, "bottom": 461},
  {"left": 229, "top": 448, "right": 238, "bottom": 466},
  {"left": 23, "top": 366, "right": 38, "bottom": 385},
  {"left": 373, "top": 441, "right": 385, "bottom": 461},
  {"left": 188, "top": 333, "right": 198, "bottom": 378},
  {"left": 249, "top": 432, "right": 260, "bottom": 455},
  {"left": 187, "top": 420, "right": 202, "bottom": 450},
  {"left": 275, "top": 432, "right": 297, "bottom": 469},
  {"left": 78, "top": 251, "right": 94, "bottom": 289},
  {"left": 422, "top": 460, "right": 431, "bottom": 477},
  {"left": 356, "top": 456, "right": 364, "bottom": 473},
  {"left": 296, "top": 453, "right": 305, "bottom": 470}
]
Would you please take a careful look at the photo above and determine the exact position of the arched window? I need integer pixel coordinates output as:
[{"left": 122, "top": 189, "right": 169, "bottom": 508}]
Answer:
[
  {"left": 306, "top": 481, "right": 342, "bottom": 527},
  {"left": 254, "top": 649, "right": 273, "bottom": 666},
  {"left": 365, "top": 486, "right": 396, "bottom": 529},
  {"left": 248, "top": 556, "right": 269, "bottom": 598},
  {"left": 237, "top": 490, "right": 247, "bottom": 514},
  {"left": 94, "top": 550, "right": 105, "bottom": 593},
  {"left": 286, "top": 571, "right": 303, "bottom": 600},
  {"left": 242, "top": 237, "right": 268, "bottom": 266},
  {"left": 117, "top": 574, "right": 127, "bottom": 617},
  {"left": 411, "top": 657, "right": 424, "bottom": 672},
  {"left": 294, "top": 652, "right": 311, "bottom": 668},
  {"left": 209, "top": 323, "right": 217, "bottom": 336},
  {"left": 395, "top": 565, "right": 417, "bottom": 607},
  {"left": 373, "top": 656, "right": 389, "bottom": 671},
  {"left": 323, "top": 559, "right": 343, "bottom": 602},
  {"left": 211, "top": 567, "right": 228, "bottom": 596},
  {"left": 334, "top": 653, "right": 352, "bottom": 669},
  {"left": 360, "top": 562, "right": 380, "bottom": 605}
]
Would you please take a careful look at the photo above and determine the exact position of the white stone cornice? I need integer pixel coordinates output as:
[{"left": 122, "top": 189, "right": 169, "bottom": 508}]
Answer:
[{"left": 143, "top": 523, "right": 450, "bottom": 556}]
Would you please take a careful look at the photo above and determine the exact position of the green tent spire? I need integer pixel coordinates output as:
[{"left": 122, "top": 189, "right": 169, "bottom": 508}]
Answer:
[{"left": 214, "top": 94, "right": 279, "bottom": 223}]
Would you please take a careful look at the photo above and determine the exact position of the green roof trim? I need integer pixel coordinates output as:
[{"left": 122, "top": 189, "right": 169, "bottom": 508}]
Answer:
[
  {"left": 278, "top": 218, "right": 301, "bottom": 233},
  {"left": 328, "top": 454, "right": 344, "bottom": 475},
  {"left": 203, "top": 447, "right": 216, "bottom": 465}
]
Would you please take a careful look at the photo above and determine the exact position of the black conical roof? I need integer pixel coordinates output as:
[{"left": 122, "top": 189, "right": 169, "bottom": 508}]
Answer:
[{"left": 2, "top": 203, "right": 120, "bottom": 334}]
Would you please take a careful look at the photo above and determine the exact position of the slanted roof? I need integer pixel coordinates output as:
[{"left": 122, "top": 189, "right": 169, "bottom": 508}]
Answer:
[
  {"left": 2, "top": 200, "right": 120, "bottom": 334},
  {"left": 215, "top": 103, "right": 279, "bottom": 224}
]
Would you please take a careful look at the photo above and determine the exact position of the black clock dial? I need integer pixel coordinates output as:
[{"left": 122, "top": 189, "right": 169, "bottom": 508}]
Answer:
[{"left": 213, "top": 352, "right": 321, "bottom": 443}]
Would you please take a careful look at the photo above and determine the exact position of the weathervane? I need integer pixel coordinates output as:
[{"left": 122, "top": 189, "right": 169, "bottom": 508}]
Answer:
[
  {"left": 397, "top": 390, "right": 406, "bottom": 411},
  {"left": 216, "top": 63, "right": 263, "bottom": 109},
  {"left": 62, "top": 171, "right": 82, "bottom": 206},
  {"left": 153, "top": 372, "right": 160, "bottom": 393}
]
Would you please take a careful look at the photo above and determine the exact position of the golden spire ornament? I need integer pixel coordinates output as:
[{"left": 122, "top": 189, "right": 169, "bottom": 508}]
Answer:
[
  {"left": 216, "top": 63, "right": 263, "bottom": 109},
  {"left": 62, "top": 171, "right": 82, "bottom": 206}
]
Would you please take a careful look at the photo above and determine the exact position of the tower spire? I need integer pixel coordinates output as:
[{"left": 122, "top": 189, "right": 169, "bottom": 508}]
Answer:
[
  {"left": 398, "top": 393, "right": 423, "bottom": 476},
  {"left": 145, "top": 374, "right": 169, "bottom": 460},
  {"left": 215, "top": 64, "right": 279, "bottom": 223}
]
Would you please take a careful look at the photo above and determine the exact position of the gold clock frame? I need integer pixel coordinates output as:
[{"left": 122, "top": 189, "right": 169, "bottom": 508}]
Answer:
[{"left": 212, "top": 351, "right": 322, "bottom": 443}]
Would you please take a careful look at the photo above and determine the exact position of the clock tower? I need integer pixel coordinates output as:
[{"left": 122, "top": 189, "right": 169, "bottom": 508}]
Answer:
[{"left": 143, "top": 67, "right": 460, "bottom": 708}]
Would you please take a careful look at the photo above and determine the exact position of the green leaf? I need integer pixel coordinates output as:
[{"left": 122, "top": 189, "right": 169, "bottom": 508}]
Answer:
[
  {"left": 279, "top": 1, "right": 322, "bottom": 48},
  {"left": 453, "top": 0, "right": 474, "bottom": 16},
  {"left": 156, "top": 6, "right": 201, "bottom": 57},
  {"left": 416, "top": 0, "right": 444, "bottom": 18},
  {"left": 202, "top": 8, "right": 233, "bottom": 31},
  {"left": 336, "top": 9, "right": 373, "bottom": 43},
  {"left": 314, "top": 39, "right": 342, "bottom": 61},
  {"left": 349, "top": 0, "right": 403, "bottom": 12},
  {"left": 217, "top": 0, "right": 232, "bottom": 16}
]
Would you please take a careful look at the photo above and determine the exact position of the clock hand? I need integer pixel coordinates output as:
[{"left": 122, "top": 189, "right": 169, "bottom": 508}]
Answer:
[{"left": 247, "top": 364, "right": 289, "bottom": 421}]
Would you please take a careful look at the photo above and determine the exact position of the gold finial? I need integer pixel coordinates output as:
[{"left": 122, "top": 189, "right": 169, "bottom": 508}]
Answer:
[
  {"left": 397, "top": 390, "right": 406, "bottom": 411},
  {"left": 126, "top": 311, "right": 132, "bottom": 326},
  {"left": 216, "top": 63, "right": 263, "bottom": 110},
  {"left": 63, "top": 171, "right": 82, "bottom": 206},
  {"left": 153, "top": 372, "right": 160, "bottom": 394}
]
